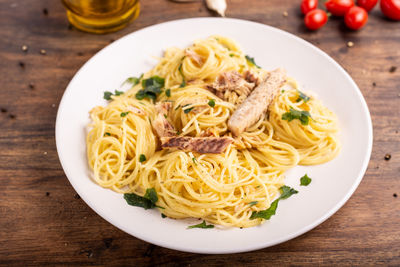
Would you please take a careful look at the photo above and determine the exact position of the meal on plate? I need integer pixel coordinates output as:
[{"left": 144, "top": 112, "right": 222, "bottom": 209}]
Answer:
[{"left": 86, "top": 36, "right": 340, "bottom": 228}]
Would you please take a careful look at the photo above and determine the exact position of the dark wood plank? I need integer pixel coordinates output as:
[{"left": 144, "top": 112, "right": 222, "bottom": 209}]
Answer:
[{"left": 0, "top": 0, "right": 399, "bottom": 265}]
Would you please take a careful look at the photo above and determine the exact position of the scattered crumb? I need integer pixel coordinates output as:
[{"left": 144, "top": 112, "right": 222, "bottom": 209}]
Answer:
[
  {"left": 19, "top": 61, "right": 25, "bottom": 68},
  {"left": 51, "top": 104, "right": 56, "bottom": 108},
  {"left": 372, "top": 82, "right": 376, "bottom": 87},
  {"left": 9, "top": 114, "right": 16, "bottom": 119},
  {"left": 394, "top": 193, "right": 397, "bottom": 198},
  {"left": 347, "top": 41, "right": 354, "bottom": 48},
  {"left": 22, "top": 45, "right": 28, "bottom": 52},
  {"left": 389, "top": 66, "right": 397, "bottom": 73},
  {"left": 1, "top": 108, "right": 7, "bottom": 113},
  {"left": 40, "top": 49, "right": 46, "bottom": 55},
  {"left": 43, "top": 151, "right": 47, "bottom": 155},
  {"left": 74, "top": 194, "right": 81, "bottom": 199},
  {"left": 384, "top": 153, "right": 391, "bottom": 161},
  {"left": 46, "top": 192, "right": 50, "bottom": 196},
  {"left": 64, "top": 243, "right": 68, "bottom": 246},
  {"left": 29, "top": 83, "right": 35, "bottom": 89},
  {"left": 282, "top": 11, "right": 288, "bottom": 17},
  {"left": 43, "top": 8, "right": 48, "bottom": 15}
]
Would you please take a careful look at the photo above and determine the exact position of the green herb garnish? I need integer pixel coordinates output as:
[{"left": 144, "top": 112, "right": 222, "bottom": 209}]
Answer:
[
  {"left": 165, "top": 88, "right": 171, "bottom": 97},
  {"left": 135, "top": 76, "right": 165, "bottom": 101},
  {"left": 182, "top": 104, "right": 194, "bottom": 114},
  {"left": 296, "top": 90, "right": 310, "bottom": 103},
  {"left": 104, "top": 90, "right": 124, "bottom": 100},
  {"left": 279, "top": 185, "right": 299, "bottom": 199},
  {"left": 125, "top": 74, "right": 143, "bottom": 86},
  {"left": 250, "top": 186, "right": 298, "bottom": 220},
  {"left": 192, "top": 157, "right": 197, "bottom": 164},
  {"left": 245, "top": 55, "right": 261, "bottom": 68},
  {"left": 120, "top": 111, "right": 130, "bottom": 117},
  {"left": 300, "top": 174, "right": 312, "bottom": 186},
  {"left": 124, "top": 188, "right": 159, "bottom": 210},
  {"left": 248, "top": 201, "right": 258, "bottom": 207},
  {"left": 104, "top": 132, "right": 111, "bottom": 136},
  {"left": 282, "top": 107, "right": 311, "bottom": 125},
  {"left": 188, "top": 220, "right": 214, "bottom": 229},
  {"left": 229, "top": 53, "right": 234, "bottom": 57},
  {"left": 208, "top": 99, "right": 215, "bottom": 108},
  {"left": 178, "top": 63, "right": 186, "bottom": 88},
  {"left": 161, "top": 213, "right": 167, "bottom": 218},
  {"left": 139, "top": 154, "right": 146, "bottom": 163}
]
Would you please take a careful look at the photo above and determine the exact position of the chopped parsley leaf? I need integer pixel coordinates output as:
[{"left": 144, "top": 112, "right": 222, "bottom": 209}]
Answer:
[
  {"left": 245, "top": 55, "right": 261, "bottom": 68},
  {"left": 135, "top": 76, "right": 165, "bottom": 101},
  {"left": 250, "top": 185, "right": 298, "bottom": 220},
  {"left": 300, "top": 174, "right": 312, "bottom": 186},
  {"left": 124, "top": 188, "right": 159, "bottom": 210},
  {"left": 188, "top": 220, "right": 214, "bottom": 229},
  {"left": 165, "top": 88, "right": 171, "bottom": 97},
  {"left": 296, "top": 90, "right": 310, "bottom": 103},
  {"left": 229, "top": 53, "right": 234, "bottom": 57},
  {"left": 248, "top": 201, "right": 258, "bottom": 207},
  {"left": 208, "top": 99, "right": 215, "bottom": 108},
  {"left": 104, "top": 90, "right": 124, "bottom": 100},
  {"left": 178, "top": 63, "right": 186, "bottom": 88},
  {"left": 192, "top": 157, "right": 197, "bottom": 164},
  {"left": 174, "top": 104, "right": 181, "bottom": 111},
  {"left": 282, "top": 107, "right": 311, "bottom": 125},
  {"left": 164, "top": 114, "right": 167, "bottom": 118},
  {"left": 281, "top": 89, "right": 285, "bottom": 93},
  {"left": 104, "top": 132, "right": 111, "bottom": 136},
  {"left": 182, "top": 104, "right": 194, "bottom": 114},
  {"left": 120, "top": 111, "right": 130, "bottom": 117},
  {"left": 125, "top": 74, "right": 143, "bottom": 86},
  {"left": 161, "top": 213, "right": 167, "bottom": 218},
  {"left": 139, "top": 154, "right": 146, "bottom": 163},
  {"left": 279, "top": 185, "right": 299, "bottom": 199}
]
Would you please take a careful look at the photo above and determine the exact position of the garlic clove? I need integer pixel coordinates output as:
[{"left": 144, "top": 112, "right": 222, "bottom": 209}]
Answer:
[{"left": 206, "top": 0, "right": 227, "bottom": 17}]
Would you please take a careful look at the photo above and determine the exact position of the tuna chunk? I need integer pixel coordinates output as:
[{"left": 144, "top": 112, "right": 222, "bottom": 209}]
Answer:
[
  {"left": 160, "top": 136, "right": 233, "bottom": 154},
  {"left": 228, "top": 68, "right": 286, "bottom": 136},
  {"left": 152, "top": 102, "right": 176, "bottom": 137}
]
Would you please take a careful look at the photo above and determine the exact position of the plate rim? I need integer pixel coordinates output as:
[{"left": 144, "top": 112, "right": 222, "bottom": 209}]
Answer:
[{"left": 55, "top": 17, "right": 373, "bottom": 254}]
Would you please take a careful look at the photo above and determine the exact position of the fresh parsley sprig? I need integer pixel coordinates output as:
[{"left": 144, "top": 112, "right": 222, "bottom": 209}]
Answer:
[
  {"left": 250, "top": 185, "right": 298, "bottom": 220},
  {"left": 300, "top": 174, "right": 312, "bottom": 186},
  {"left": 188, "top": 220, "right": 214, "bottom": 229},
  {"left": 124, "top": 188, "right": 162, "bottom": 210},
  {"left": 135, "top": 76, "right": 165, "bottom": 101},
  {"left": 245, "top": 55, "right": 261, "bottom": 69},
  {"left": 124, "top": 73, "right": 143, "bottom": 86},
  {"left": 104, "top": 90, "right": 124, "bottom": 100},
  {"left": 282, "top": 107, "right": 311, "bottom": 125}
]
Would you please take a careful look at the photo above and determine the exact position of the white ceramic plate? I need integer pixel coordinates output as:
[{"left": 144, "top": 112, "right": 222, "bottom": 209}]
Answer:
[{"left": 56, "top": 18, "right": 373, "bottom": 254}]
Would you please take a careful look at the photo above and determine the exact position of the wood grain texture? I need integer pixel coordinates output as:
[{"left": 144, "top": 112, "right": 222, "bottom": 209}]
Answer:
[{"left": 0, "top": 0, "right": 399, "bottom": 265}]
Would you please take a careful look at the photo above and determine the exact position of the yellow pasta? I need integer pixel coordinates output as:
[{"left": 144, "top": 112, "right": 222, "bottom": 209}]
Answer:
[{"left": 86, "top": 36, "right": 340, "bottom": 228}]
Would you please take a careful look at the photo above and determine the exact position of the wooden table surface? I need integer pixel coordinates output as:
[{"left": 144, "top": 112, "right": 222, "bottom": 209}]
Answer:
[{"left": 1, "top": 0, "right": 399, "bottom": 265}]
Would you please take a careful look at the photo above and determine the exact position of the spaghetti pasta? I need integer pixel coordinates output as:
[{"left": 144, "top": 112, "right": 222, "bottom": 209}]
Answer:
[{"left": 86, "top": 36, "right": 340, "bottom": 228}]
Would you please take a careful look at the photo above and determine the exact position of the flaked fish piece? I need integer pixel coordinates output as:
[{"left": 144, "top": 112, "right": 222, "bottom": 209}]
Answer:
[
  {"left": 160, "top": 136, "right": 233, "bottom": 154},
  {"left": 185, "top": 49, "right": 204, "bottom": 66},
  {"left": 228, "top": 68, "right": 286, "bottom": 136},
  {"left": 207, "top": 71, "right": 256, "bottom": 105},
  {"left": 152, "top": 102, "right": 176, "bottom": 137}
]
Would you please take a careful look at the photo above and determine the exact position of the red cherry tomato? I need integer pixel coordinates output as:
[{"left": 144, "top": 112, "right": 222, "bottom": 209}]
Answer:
[
  {"left": 380, "top": 0, "right": 400, "bottom": 20},
  {"left": 325, "top": 0, "right": 355, "bottom": 16},
  {"left": 304, "top": 9, "right": 328, "bottom": 30},
  {"left": 357, "top": 0, "right": 378, "bottom": 11},
  {"left": 301, "top": 0, "right": 318, "bottom": 15},
  {"left": 345, "top": 6, "right": 368, "bottom": 29}
]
